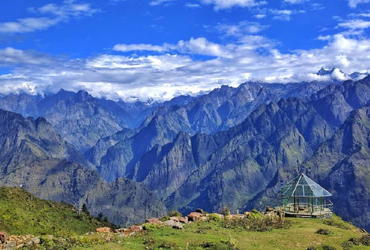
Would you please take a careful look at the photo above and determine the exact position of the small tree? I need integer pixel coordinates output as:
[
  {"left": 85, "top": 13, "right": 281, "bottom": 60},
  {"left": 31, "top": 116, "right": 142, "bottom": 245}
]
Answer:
[
  {"left": 98, "top": 212, "right": 103, "bottom": 222},
  {"left": 103, "top": 216, "right": 109, "bottom": 223},
  {"left": 221, "top": 206, "right": 231, "bottom": 216},
  {"left": 82, "top": 204, "right": 89, "bottom": 215}
]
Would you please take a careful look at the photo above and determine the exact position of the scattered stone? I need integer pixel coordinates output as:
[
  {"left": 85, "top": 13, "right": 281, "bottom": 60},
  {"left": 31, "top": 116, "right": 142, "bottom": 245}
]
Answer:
[
  {"left": 0, "top": 232, "right": 7, "bottom": 244},
  {"left": 173, "top": 224, "right": 183, "bottom": 230},
  {"left": 187, "top": 212, "right": 202, "bottom": 221},
  {"left": 2, "top": 241, "right": 16, "bottom": 250},
  {"left": 265, "top": 206, "right": 274, "bottom": 213},
  {"left": 169, "top": 217, "right": 180, "bottom": 222},
  {"left": 178, "top": 217, "right": 188, "bottom": 223},
  {"left": 145, "top": 218, "right": 160, "bottom": 224},
  {"left": 130, "top": 225, "right": 143, "bottom": 232},
  {"left": 96, "top": 227, "right": 112, "bottom": 233}
]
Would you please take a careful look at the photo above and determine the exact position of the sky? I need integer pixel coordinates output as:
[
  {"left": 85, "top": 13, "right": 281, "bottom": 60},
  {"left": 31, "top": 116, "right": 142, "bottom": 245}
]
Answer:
[{"left": 0, "top": 0, "right": 370, "bottom": 101}]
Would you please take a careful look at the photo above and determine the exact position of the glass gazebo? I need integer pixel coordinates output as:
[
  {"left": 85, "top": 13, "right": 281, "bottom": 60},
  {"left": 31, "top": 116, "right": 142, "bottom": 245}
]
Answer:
[{"left": 280, "top": 173, "right": 333, "bottom": 218}]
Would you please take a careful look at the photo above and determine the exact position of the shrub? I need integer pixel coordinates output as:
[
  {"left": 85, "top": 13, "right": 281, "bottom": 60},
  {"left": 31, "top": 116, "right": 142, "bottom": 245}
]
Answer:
[
  {"left": 160, "top": 215, "right": 170, "bottom": 222},
  {"left": 321, "top": 245, "right": 337, "bottom": 250},
  {"left": 143, "top": 223, "right": 161, "bottom": 232},
  {"left": 168, "top": 210, "right": 182, "bottom": 217},
  {"left": 323, "top": 219, "right": 350, "bottom": 230},
  {"left": 222, "top": 214, "right": 291, "bottom": 232},
  {"left": 316, "top": 229, "right": 333, "bottom": 235},
  {"left": 207, "top": 213, "right": 222, "bottom": 222},
  {"left": 359, "top": 234, "right": 370, "bottom": 246},
  {"left": 221, "top": 207, "right": 231, "bottom": 216}
]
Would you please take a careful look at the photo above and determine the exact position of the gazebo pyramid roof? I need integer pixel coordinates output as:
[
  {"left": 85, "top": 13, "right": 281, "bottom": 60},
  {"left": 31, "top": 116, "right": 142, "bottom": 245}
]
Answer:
[{"left": 281, "top": 173, "right": 332, "bottom": 198}]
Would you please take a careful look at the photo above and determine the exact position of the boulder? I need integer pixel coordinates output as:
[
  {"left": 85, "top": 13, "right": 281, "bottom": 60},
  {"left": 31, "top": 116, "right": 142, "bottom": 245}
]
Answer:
[
  {"left": 0, "top": 232, "right": 7, "bottom": 244},
  {"left": 187, "top": 212, "right": 202, "bottom": 221},
  {"left": 145, "top": 218, "right": 160, "bottom": 224},
  {"left": 265, "top": 206, "right": 274, "bottom": 213},
  {"left": 169, "top": 217, "right": 179, "bottom": 222},
  {"left": 173, "top": 224, "right": 183, "bottom": 230},
  {"left": 130, "top": 225, "right": 143, "bottom": 232},
  {"left": 195, "top": 208, "right": 204, "bottom": 214},
  {"left": 178, "top": 217, "right": 188, "bottom": 224},
  {"left": 2, "top": 241, "right": 16, "bottom": 250},
  {"left": 96, "top": 227, "right": 112, "bottom": 233}
]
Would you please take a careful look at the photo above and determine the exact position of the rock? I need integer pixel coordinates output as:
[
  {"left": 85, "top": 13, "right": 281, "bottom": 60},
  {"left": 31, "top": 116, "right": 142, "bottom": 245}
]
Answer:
[
  {"left": 178, "top": 217, "right": 188, "bottom": 223},
  {"left": 0, "top": 232, "right": 7, "bottom": 244},
  {"left": 2, "top": 241, "right": 16, "bottom": 250},
  {"left": 244, "top": 212, "right": 251, "bottom": 218},
  {"left": 187, "top": 212, "right": 202, "bottom": 221},
  {"left": 225, "top": 214, "right": 244, "bottom": 220},
  {"left": 130, "top": 225, "right": 143, "bottom": 232},
  {"left": 195, "top": 208, "right": 204, "bottom": 214},
  {"left": 169, "top": 217, "right": 179, "bottom": 222},
  {"left": 96, "top": 227, "right": 112, "bottom": 233},
  {"left": 265, "top": 206, "right": 274, "bottom": 213},
  {"left": 173, "top": 224, "right": 183, "bottom": 229},
  {"left": 145, "top": 218, "right": 160, "bottom": 224}
]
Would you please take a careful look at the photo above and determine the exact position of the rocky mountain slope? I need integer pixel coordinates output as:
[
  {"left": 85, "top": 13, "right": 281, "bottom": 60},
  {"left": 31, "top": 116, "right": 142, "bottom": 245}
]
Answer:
[
  {"left": 89, "top": 81, "right": 332, "bottom": 181},
  {"left": 0, "top": 90, "right": 159, "bottom": 152},
  {"left": 101, "top": 76, "right": 370, "bottom": 230},
  {"left": 0, "top": 109, "right": 166, "bottom": 226}
]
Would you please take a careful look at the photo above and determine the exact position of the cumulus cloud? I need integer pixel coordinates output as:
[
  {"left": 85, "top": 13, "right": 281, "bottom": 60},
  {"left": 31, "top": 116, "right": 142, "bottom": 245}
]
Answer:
[
  {"left": 2, "top": 31, "right": 370, "bottom": 102},
  {"left": 0, "top": 0, "right": 97, "bottom": 33}
]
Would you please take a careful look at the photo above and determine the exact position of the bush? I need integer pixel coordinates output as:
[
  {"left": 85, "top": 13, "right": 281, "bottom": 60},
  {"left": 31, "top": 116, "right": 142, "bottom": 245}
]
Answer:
[
  {"left": 323, "top": 219, "right": 350, "bottom": 230},
  {"left": 222, "top": 214, "right": 291, "bottom": 232},
  {"left": 143, "top": 223, "right": 161, "bottom": 231},
  {"left": 168, "top": 210, "right": 182, "bottom": 217},
  {"left": 160, "top": 215, "right": 170, "bottom": 222},
  {"left": 321, "top": 245, "right": 337, "bottom": 250},
  {"left": 207, "top": 213, "right": 222, "bottom": 222},
  {"left": 221, "top": 207, "right": 231, "bottom": 216},
  {"left": 359, "top": 234, "right": 370, "bottom": 246},
  {"left": 316, "top": 229, "right": 333, "bottom": 235}
]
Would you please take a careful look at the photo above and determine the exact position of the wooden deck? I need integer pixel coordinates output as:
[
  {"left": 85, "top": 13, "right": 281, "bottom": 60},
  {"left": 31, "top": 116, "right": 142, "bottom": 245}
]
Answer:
[{"left": 282, "top": 205, "right": 332, "bottom": 218}]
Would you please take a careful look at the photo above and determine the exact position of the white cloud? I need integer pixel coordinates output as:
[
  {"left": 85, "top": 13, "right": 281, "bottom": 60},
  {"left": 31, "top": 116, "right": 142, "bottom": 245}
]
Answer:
[
  {"left": 113, "top": 37, "right": 231, "bottom": 58},
  {"left": 337, "top": 19, "right": 370, "bottom": 30},
  {"left": 0, "top": 1, "right": 97, "bottom": 33},
  {"left": 113, "top": 44, "right": 168, "bottom": 52},
  {"left": 215, "top": 21, "right": 269, "bottom": 37},
  {"left": 254, "top": 14, "right": 266, "bottom": 19},
  {"left": 198, "top": 0, "right": 266, "bottom": 10},
  {"left": 317, "top": 35, "right": 331, "bottom": 41},
  {"left": 149, "top": 0, "right": 174, "bottom": 6},
  {"left": 283, "top": 0, "right": 306, "bottom": 4},
  {"left": 347, "top": 0, "right": 370, "bottom": 8},
  {"left": 2, "top": 31, "right": 370, "bottom": 101},
  {"left": 185, "top": 3, "right": 201, "bottom": 8}
]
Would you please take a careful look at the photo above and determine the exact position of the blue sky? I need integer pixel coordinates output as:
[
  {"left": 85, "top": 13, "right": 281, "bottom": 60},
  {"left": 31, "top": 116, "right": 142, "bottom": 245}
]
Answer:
[{"left": 0, "top": 0, "right": 370, "bottom": 101}]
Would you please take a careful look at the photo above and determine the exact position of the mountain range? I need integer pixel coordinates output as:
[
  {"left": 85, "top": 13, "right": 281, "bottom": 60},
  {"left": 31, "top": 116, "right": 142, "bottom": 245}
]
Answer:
[{"left": 1, "top": 68, "right": 370, "bottom": 229}]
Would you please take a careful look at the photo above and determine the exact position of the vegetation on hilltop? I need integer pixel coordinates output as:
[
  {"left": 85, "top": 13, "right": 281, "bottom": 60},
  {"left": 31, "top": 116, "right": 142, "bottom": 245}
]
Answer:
[{"left": 0, "top": 187, "right": 115, "bottom": 236}]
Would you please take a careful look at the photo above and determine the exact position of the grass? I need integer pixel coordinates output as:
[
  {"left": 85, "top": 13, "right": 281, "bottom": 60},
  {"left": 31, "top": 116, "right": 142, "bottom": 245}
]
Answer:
[
  {"left": 73, "top": 215, "right": 369, "bottom": 250},
  {"left": 0, "top": 187, "right": 114, "bottom": 236}
]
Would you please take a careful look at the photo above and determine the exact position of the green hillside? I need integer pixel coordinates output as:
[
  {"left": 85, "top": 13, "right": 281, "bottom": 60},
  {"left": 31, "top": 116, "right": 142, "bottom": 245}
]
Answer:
[
  {"left": 73, "top": 215, "right": 369, "bottom": 250},
  {"left": 0, "top": 187, "right": 114, "bottom": 236}
]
